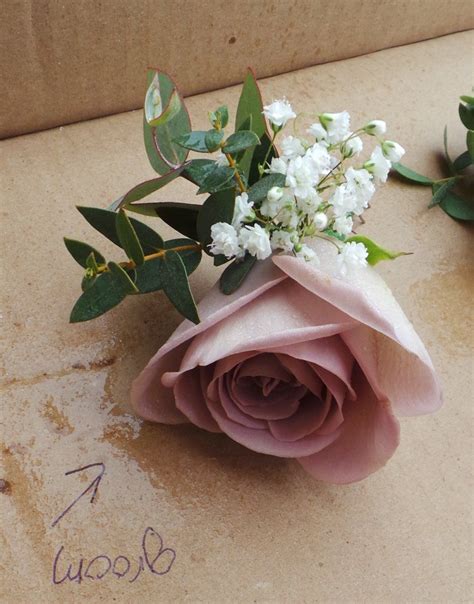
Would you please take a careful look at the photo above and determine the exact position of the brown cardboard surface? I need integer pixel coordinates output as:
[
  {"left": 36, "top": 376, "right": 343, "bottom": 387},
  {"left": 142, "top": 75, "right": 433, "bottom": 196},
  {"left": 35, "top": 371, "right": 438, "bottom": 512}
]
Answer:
[
  {"left": 2, "top": 0, "right": 474, "bottom": 138},
  {"left": 1, "top": 32, "right": 473, "bottom": 603}
]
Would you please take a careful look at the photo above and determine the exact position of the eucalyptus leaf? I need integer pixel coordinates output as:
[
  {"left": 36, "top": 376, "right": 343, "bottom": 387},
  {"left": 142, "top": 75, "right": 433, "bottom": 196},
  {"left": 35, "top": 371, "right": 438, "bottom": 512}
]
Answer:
[
  {"left": 196, "top": 188, "right": 235, "bottom": 254},
  {"left": 174, "top": 131, "right": 210, "bottom": 152},
  {"left": 443, "top": 126, "right": 455, "bottom": 175},
  {"left": 439, "top": 190, "right": 474, "bottom": 221},
  {"left": 70, "top": 272, "right": 127, "bottom": 323},
  {"left": 247, "top": 173, "right": 286, "bottom": 203},
  {"left": 220, "top": 254, "right": 257, "bottom": 294},
  {"left": 86, "top": 252, "right": 99, "bottom": 272},
  {"left": 453, "top": 150, "right": 472, "bottom": 172},
  {"left": 460, "top": 95, "right": 474, "bottom": 105},
  {"left": 248, "top": 131, "right": 278, "bottom": 185},
  {"left": 459, "top": 102, "right": 474, "bottom": 130},
  {"left": 161, "top": 250, "right": 200, "bottom": 324},
  {"left": 165, "top": 238, "right": 202, "bottom": 275},
  {"left": 146, "top": 88, "right": 181, "bottom": 127},
  {"left": 182, "top": 159, "right": 216, "bottom": 187},
  {"left": 428, "top": 179, "right": 457, "bottom": 208},
  {"left": 197, "top": 164, "right": 236, "bottom": 194},
  {"left": 205, "top": 129, "right": 224, "bottom": 152},
  {"left": 235, "top": 69, "right": 266, "bottom": 138},
  {"left": 81, "top": 272, "right": 97, "bottom": 292},
  {"left": 223, "top": 130, "right": 260, "bottom": 155},
  {"left": 143, "top": 70, "right": 191, "bottom": 174},
  {"left": 392, "top": 163, "right": 434, "bottom": 185},
  {"left": 77, "top": 207, "right": 164, "bottom": 253},
  {"left": 346, "top": 235, "right": 410, "bottom": 265},
  {"left": 115, "top": 210, "right": 145, "bottom": 265},
  {"left": 467, "top": 130, "right": 474, "bottom": 161},
  {"left": 64, "top": 238, "right": 105, "bottom": 268},
  {"left": 107, "top": 261, "right": 139, "bottom": 293},
  {"left": 152, "top": 202, "right": 200, "bottom": 240},
  {"left": 212, "top": 105, "right": 229, "bottom": 129}
]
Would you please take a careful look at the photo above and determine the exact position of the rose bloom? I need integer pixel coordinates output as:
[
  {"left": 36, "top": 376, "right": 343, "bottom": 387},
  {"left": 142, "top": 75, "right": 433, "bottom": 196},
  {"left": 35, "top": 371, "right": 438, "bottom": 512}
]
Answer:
[{"left": 132, "top": 242, "right": 441, "bottom": 484}]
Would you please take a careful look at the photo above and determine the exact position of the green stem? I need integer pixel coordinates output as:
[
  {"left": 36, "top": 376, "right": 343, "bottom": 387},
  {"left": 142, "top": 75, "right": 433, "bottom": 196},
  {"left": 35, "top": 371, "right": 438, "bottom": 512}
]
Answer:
[
  {"left": 258, "top": 131, "right": 278, "bottom": 180},
  {"left": 96, "top": 243, "right": 202, "bottom": 274}
]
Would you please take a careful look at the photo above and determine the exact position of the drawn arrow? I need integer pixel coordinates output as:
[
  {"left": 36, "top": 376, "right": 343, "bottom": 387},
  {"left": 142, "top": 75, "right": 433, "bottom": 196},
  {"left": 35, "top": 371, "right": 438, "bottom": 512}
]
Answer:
[{"left": 51, "top": 462, "right": 105, "bottom": 528}]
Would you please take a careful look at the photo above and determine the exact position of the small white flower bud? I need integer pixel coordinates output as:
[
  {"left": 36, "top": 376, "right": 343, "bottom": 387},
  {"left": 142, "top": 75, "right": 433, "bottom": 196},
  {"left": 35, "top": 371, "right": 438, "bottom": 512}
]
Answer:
[
  {"left": 267, "top": 186, "right": 284, "bottom": 203},
  {"left": 313, "top": 212, "right": 328, "bottom": 231},
  {"left": 363, "top": 120, "right": 387, "bottom": 136},
  {"left": 382, "top": 140, "right": 405, "bottom": 162}
]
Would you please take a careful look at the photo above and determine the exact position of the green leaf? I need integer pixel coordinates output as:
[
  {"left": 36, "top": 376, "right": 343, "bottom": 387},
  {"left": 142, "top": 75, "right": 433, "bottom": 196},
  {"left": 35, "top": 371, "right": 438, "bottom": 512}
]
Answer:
[
  {"left": 428, "top": 179, "right": 457, "bottom": 208},
  {"left": 467, "top": 130, "right": 474, "bottom": 161},
  {"left": 182, "top": 159, "right": 216, "bottom": 187},
  {"left": 439, "top": 191, "right": 474, "bottom": 221},
  {"left": 77, "top": 207, "right": 164, "bottom": 253},
  {"left": 151, "top": 202, "right": 199, "bottom": 240},
  {"left": 460, "top": 95, "right": 474, "bottom": 106},
  {"left": 197, "top": 164, "right": 235, "bottom": 194},
  {"left": 64, "top": 238, "right": 105, "bottom": 268},
  {"left": 196, "top": 188, "right": 235, "bottom": 255},
  {"left": 107, "top": 261, "right": 139, "bottom": 293},
  {"left": 247, "top": 173, "right": 286, "bottom": 203},
  {"left": 235, "top": 69, "right": 267, "bottom": 138},
  {"left": 323, "top": 229, "right": 347, "bottom": 242},
  {"left": 86, "top": 252, "right": 99, "bottom": 272},
  {"left": 222, "top": 130, "right": 260, "bottom": 155},
  {"left": 115, "top": 210, "right": 145, "bottom": 265},
  {"left": 145, "top": 88, "right": 181, "bottom": 127},
  {"left": 166, "top": 238, "right": 202, "bottom": 275},
  {"left": 70, "top": 272, "right": 127, "bottom": 323},
  {"left": 211, "top": 105, "right": 229, "bottom": 129},
  {"left": 346, "top": 235, "right": 410, "bottom": 265},
  {"left": 143, "top": 70, "right": 191, "bottom": 175},
  {"left": 109, "top": 166, "right": 185, "bottom": 212},
  {"left": 443, "top": 126, "right": 455, "bottom": 175},
  {"left": 174, "top": 131, "right": 210, "bottom": 152},
  {"left": 81, "top": 272, "right": 97, "bottom": 292},
  {"left": 161, "top": 250, "right": 199, "bottom": 323},
  {"left": 248, "top": 131, "right": 278, "bottom": 185},
  {"left": 453, "top": 150, "right": 472, "bottom": 172},
  {"left": 205, "top": 129, "right": 224, "bottom": 152},
  {"left": 459, "top": 102, "right": 474, "bottom": 130},
  {"left": 392, "top": 163, "right": 434, "bottom": 185},
  {"left": 220, "top": 254, "right": 257, "bottom": 294}
]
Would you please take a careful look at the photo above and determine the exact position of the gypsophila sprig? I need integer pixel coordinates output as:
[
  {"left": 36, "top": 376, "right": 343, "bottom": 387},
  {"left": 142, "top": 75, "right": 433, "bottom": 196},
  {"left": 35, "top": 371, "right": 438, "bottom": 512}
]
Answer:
[{"left": 64, "top": 68, "right": 410, "bottom": 325}]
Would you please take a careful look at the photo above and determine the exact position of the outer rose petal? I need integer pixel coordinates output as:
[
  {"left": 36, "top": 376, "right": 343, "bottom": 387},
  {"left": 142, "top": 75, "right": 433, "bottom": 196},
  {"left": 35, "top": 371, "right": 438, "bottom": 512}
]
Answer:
[
  {"left": 297, "top": 367, "right": 400, "bottom": 484},
  {"left": 273, "top": 241, "right": 442, "bottom": 416}
]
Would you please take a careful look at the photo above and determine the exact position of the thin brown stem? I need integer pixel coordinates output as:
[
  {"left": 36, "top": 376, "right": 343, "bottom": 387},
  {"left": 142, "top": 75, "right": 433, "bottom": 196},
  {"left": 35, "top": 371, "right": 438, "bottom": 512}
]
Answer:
[{"left": 96, "top": 243, "right": 202, "bottom": 274}]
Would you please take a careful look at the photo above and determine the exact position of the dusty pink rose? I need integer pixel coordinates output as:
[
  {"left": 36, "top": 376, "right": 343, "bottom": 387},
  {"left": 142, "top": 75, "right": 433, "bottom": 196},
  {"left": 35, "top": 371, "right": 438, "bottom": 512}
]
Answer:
[{"left": 131, "top": 242, "right": 441, "bottom": 484}]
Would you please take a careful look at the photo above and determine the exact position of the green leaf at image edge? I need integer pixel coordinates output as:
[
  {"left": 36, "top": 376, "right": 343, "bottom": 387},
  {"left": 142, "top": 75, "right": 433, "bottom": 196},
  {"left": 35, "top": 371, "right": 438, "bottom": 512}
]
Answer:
[
  {"left": 346, "top": 235, "right": 410, "bottom": 266},
  {"left": 467, "top": 130, "right": 474, "bottom": 161},
  {"left": 160, "top": 250, "right": 200, "bottom": 324},
  {"left": 64, "top": 238, "right": 105, "bottom": 268},
  {"left": 220, "top": 254, "right": 257, "bottom": 294},
  {"left": 70, "top": 272, "right": 127, "bottom": 323},
  {"left": 392, "top": 163, "right": 433, "bottom": 186}
]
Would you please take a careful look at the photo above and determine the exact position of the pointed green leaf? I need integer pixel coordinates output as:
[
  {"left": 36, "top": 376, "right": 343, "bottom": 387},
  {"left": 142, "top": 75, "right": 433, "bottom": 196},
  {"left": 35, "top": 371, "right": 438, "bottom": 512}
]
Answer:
[
  {"left": 439, "top": 191, "right": 474, "bottom": 221},
  {"left": 77, "top": 207, "right": 164, "bottom": 253},
  {"left": 161, "top": 250, "right": 199, "bottom": 323},
  {"left": 86, "top": 252, "right": 99, "bottom": 272},
  {"left": 247, "top": 173, "right": 286, "bottom": 203},
  {"left": 467, "top": 130, "right": 474, "bottom": 161},
  {"left": 223, "top": 130, "right": 260, "bottom": 155},
  {"left": 64, "top": 238, "right": 105, "bottom": 268},
  {"left": 248, "top": 131, "right": 278, "bottom": 185},
  {"left": 210, "top": 105, "right": 229, "bottom": 129},
  {"left": 174, "top": 131, "right": 210, "bottom": 152},
  {"left": 107, "top": 261, "right": 139, "bottom": 293},
  {"left": 196, "top": 188, "right": 235, "bottom": 255},
  {"left": 115, "top": 210, "right": 145, "bottom": 265},
  {"left": 453, "top": 150, "right": 472, "bottom": 172},
  {"left": 166, "top": 238, "right": 202, "bottom": 275},
  {"left": 197, "top": 164, "right": 235, "bottom": 194},
  {"left": 109, "top": 166, "right": 185, "bottom": 212},
  {"left": 346, "top": 235, "right": 410, "bottom": 265},
  {"left": 182, "top": 159, "right": 216, "bottom": 187},
  {"left": 70, "top": 272, "right": 127, "bottom": 323},
  {"left": 428, "top": 179, "right": 457, "bottom": 208},
  {"left": 205, "top": 129, "right": 224, "bottom": 152},
  {"left": 220, "top": 254, "right": 257, "bottom": 294},
  {"left": 443, "top": 126, "right": 455, "bottom": 175},
  {"left": 459, "top": 102, "right": 474, "bottom": 130},
  {"left": 81, "top": 271, "right": 97, "bottom": 292},
  {"left": 392, "top": 163, "right": 434, "bottom": 185},
  {"left": 148, "top": 202, "right": 199, "bottom": 240},
  {"left": 145, "top": 87, "right": 181, "bottom": 127},
  {"left": 235, "top": 69, "right": 266, "bottom": 138},
  {"left": 143, "top": 70, "right": 191, "bottom": 175},
  {"left": 460, "top": 95, "right": 474, "bottom": 105}
]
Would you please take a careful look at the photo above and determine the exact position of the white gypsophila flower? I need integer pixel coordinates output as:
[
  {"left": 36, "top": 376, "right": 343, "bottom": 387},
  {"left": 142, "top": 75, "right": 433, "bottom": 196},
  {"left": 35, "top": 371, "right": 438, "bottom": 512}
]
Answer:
[
  {"left": 341, "top": 135, "right": 363, "bottom": 158},
  {"left": 270, "top": 229, "right": 295, "bottom": 252},
  {"left": 285, "top": 155, "right": 318, "bottom": 199},
  {"left": 313, "top": 212, "right": 328, "bottom": 231},
  {"left": 320, "top": 111, "right": 351, "bottom": 144},
  {"left": 307, "top": 122, "right": 328, "bottom": 144},
  {"left": 280, "top": 135, "right": 306, "bottom": 159},
  {"left": 337, "top": 241, "right": 368, "bottom": 276},
  {"left": 367, "top": 146, "right": 391, "bottom": 183},
  {"left": 232, "top": 192, "right": 255, "bottom": 230},
  {"left": 239, "top": 224, "right": 272, "bottom": 260},
  {"left": 262, "top": 99, "right": 296, "bottom": 128},
  {"left": 305, "top": 143, "right": 332, "bottom": 178},
  {"left": 382, "top": 140, "right": 406, "bottom": 162},
  {"left": 364, "top": 120, "right": 387, "bottom": 136},
  {"left": 333, "top": 214, "right": 353, "bottom": 236},
  {"left": 344, "top": 167, "right": 375, "bottom": 214},
  {"left": 267, "top": 186, "right": 284, "bottom": 203},
  {"left": 215, "top": 152, "right": 229, "bottom": 167},
  {"left": 329, "top": 184, "right": 357, "bottom": 217},
  {"left": 209, "top": 222, "right": 241, "bottom": 259},
  {"left": 296, "top": 188, "right": 321, "bottom": 217},
  {"left": 296, "top": 243, "right": 318, "bottom": 262},
  {"left": 267, "top": 157, "right": 288, "bottom": 175}
]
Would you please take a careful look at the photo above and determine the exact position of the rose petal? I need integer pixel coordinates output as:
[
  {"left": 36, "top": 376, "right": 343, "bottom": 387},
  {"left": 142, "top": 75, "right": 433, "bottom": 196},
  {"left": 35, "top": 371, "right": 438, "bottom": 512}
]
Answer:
[
  {"left": 174, "top": 367, "right": 221, "bottom": 432},
  {"left": 273, "top": 243, "right": 441, "bottom": 415},
  {"left": 217, "top": 377, "right": 266, "bottom": 429},
  {"left": 268, "top": 391, "right": 332, "bottom": 442},
  {"left": 276, "top": 354, "right": 323, "bottom": 397},
  {"left": 297, "top": 366, "right": 400, "bottom": 483}
]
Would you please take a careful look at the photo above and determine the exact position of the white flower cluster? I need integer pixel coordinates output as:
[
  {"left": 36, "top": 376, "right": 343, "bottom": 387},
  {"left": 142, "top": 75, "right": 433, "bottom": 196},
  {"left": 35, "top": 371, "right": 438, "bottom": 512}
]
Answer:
[{"left": 209, "top": 102, "right": 405, "bottom": 275}]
